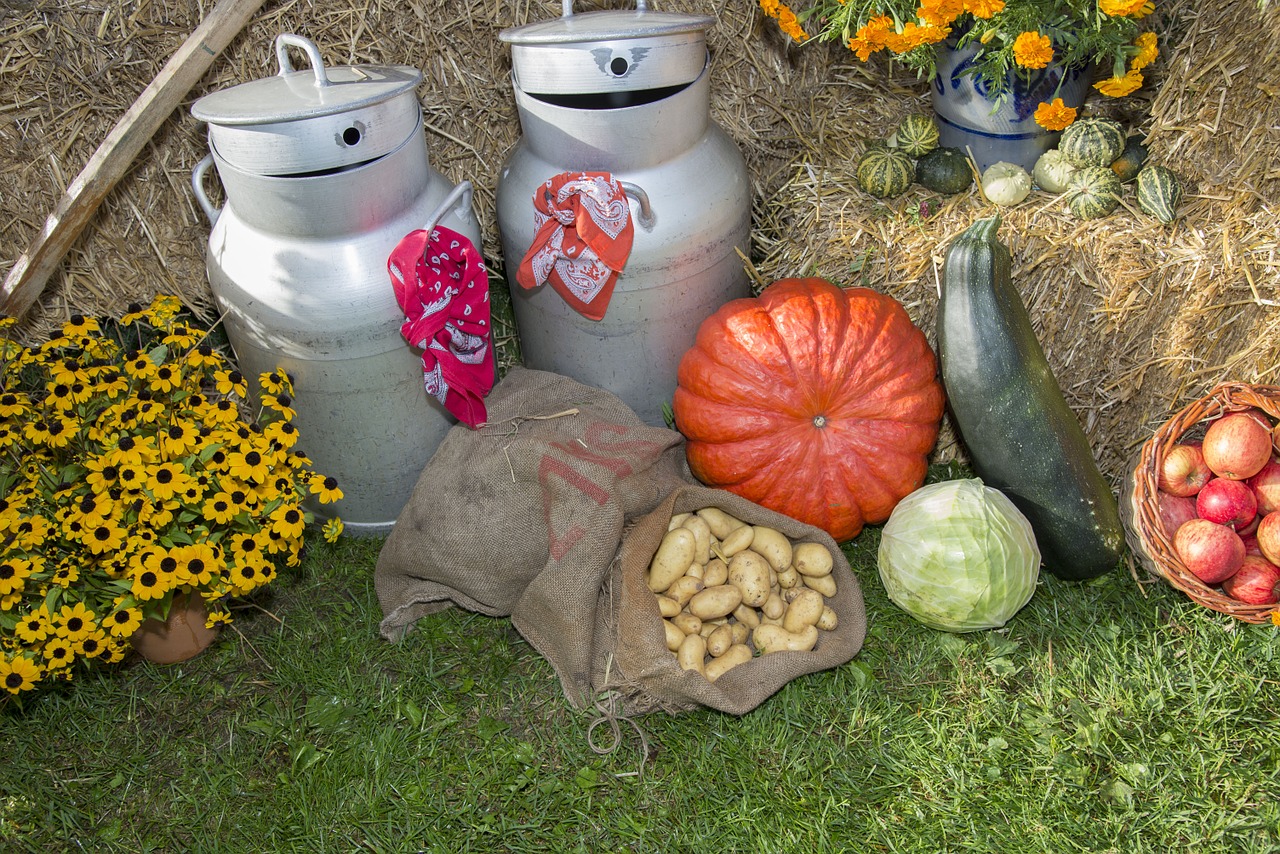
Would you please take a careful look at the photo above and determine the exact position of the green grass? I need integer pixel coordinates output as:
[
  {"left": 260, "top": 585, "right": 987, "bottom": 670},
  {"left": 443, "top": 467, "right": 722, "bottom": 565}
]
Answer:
[{"left": 3, "top": 528, "right": 1280, "bottom": 852}]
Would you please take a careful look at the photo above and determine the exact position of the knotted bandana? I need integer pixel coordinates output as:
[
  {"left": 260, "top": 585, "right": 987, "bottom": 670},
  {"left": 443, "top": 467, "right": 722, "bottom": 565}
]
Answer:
[
  {"left": 388, "top": 225, "right": 494, "bottom": 428},
  {"left": 515, "top": 171, "right": 634, "bottom": 321}
]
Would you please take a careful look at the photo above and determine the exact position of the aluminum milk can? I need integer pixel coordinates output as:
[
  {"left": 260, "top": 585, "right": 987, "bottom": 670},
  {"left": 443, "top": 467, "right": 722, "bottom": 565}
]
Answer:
[
  {"left": 495, "top": 0, "right": 751, "bottom": 427},
  {"left": 191, "top": 34, "right": 483, "bottom": 536}
]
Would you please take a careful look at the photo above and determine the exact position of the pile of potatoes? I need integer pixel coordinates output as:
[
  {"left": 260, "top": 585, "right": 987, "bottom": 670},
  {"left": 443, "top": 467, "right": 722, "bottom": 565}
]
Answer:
[{"left": 648, "top": 506, "right": 839, "bottom": 683}]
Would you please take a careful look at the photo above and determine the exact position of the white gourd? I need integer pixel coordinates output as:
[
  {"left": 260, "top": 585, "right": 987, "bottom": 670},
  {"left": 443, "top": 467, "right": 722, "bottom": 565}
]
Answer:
[
  {"left": 981, "top": 162, "right": 1033, "bottom": 206},
  {"left": 1032, "top": 150, "right": 1079, "bottom": 193}
]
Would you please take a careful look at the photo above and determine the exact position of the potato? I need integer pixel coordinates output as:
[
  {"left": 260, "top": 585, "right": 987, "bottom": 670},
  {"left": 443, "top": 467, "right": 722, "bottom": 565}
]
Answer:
[
  {"left": 665, "top": 575, "right": 704, "bottom": 607},
  {"left": 677, "top": 633, "right": 707, "bottom": 675},
  {"left": 655, "top": 595, "right": 681, "bottom": 618},
  {"left": 793, "top": 542, "right": 834, "bottom": 578},
  {"left": 732, "top": 603, "right": 760, "bottom": 628},
  {"left": 730, "top": 622, "right": 751, "bottom": 645},
  {"left": 702, "top": 557, "right": 729, "bottom": 588},
  {"left": 671, "top": 612, "right": 703, "bottom": 636},
  {"left": 684, "top": 561, "right": 705, "bottom": 580},
  {"left": 761, "top": 591, "right": 786, "bottom": 621},
  {"left": 706, "top": 623, "right": 735, "bottom": 657},
  {"left": 802, "top": 572, "right": 838, "bottom": 598},
  {"left": 699, "top": 617, "right": 727, "bottom": 638},
  {"left": 782, "top": 588, "right": 824, "bottom": 633},
  {"left": 817, "top": 605, "right": 838, "bottom": 631},
  {"left": 749, "top": 525, "right": 793, "bottom": 572},
  {"left": 775, "top": 566, "right": 800, "bottom": 589},
  {"left": 704, "top": 643, "right": 753, "bottom": 682},
  {"left": 663, "top": 619, "right": 684, "bottom": 651},
  {"left": 695, "top": 507, "right": 746, "bottom": 540},
  {"left": 752, "top": 623, "right": 819, "bottom": 654},
  {"left": 727, "top": 551, "right": 771, "bottom": 607},
  {"left": 688, "top": 584, "right": 743, "bottom": 620},
  {"left": 648, "top": 527, "right": 697, "bottom": 593},
  {"left": 719, "top": 524, "right": 755, "bottom": 558},
  {"left": 667, "top": 512, "right": 692, "bottom": 531},
  {"left": 680, "top": 515, "right": 713, "bottom": 565}
]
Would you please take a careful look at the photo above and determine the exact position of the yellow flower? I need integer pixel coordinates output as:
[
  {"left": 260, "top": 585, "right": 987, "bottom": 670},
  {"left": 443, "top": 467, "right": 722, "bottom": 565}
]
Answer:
[
  {"left": 146, "top": 461, "right": 194, "bottom": 501},
  {"left": 149, "top": 363, "right": 183, "bottom": 395},
  {"left": 176, "top": 543, "right": 222, "bottom": 587},
  {"left": 1131, "top": 32, "right": 1158, "bottom": 72},
  {"left": 1099, "top": 0, "right": 1147, "bottom": 15},
  {"left": 214, "top": 369, "right": 248, "bottom": 399},
  {"left": 258, "top": 370, "right": 293, "bottom": 397},
  {"left": 270, "top": 502, "right": 308, "bottom": 540},
  {"left": 15, "top": 608, "right": 50, "bottom": 643},
  {"left": 162, "top": 322, "right": 201, "bottom": 350},
  {"left": 309, "top": 474, "right": 344, "bottom": 504},
  {"left": 1094, "top": 69, "right": 1144, "bottom": 98},
  {"left": 963, "top": 0, "right": 1004, "bottom": 17},
  {"left": 918, "top": 0, "right": 964, "bottom": 27},
  {"left": 226, "top": 447, "right": 274, "bottom": 484},
  {"left": 1, "top": 654, "right": 42, "bottom": 694},
  {"left": 0, "top": 557, "right": 33, "bottom": 596},
  {"left": 205, "top": 609, "right": 233, "bottom": 629},
  {"left": 202, "top": 491, "right": 240, "bottom": 525},
  {"left": 75, "top": 629, "right": 110, "bottom": 658},
  {"left": 322, "top": 517, "right": 344, "bottom": 543},
  {"left": 1034, "top": 98, "right": 1078, "bottom": 131},
  {"left": 42, "top": 636, "right": 76, "bottom": 669},
  {"left": 105, "top": 606, "right": 143, "bottom": 638},
  {"left": 53, "top": 602, "right": 98, "bottom": 642},
  {"left": 1012, "top": 31, "right": 1053, "bottom": 69},
  {"left": 883, "top": 20, "right": 950, "bottom": 53}
]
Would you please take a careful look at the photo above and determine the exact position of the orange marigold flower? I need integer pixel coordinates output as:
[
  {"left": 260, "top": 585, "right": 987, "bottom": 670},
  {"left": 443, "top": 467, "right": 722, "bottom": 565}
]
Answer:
[
  {"left": 1033, "top": 98, "right": 1077, "bottom": 131},
  {"left": 964, "top": 0, "right": 1005, "bottom": 17},
  {"left": 883, "top": 21, "right": 950, "bottom": 53},
  {"left": 1094, "top": 69, "right": 1144, "bottom": 98},
  {"left": 917, "top": 0, "right": 964, "bottom": 27},
  {"left": 1012, "top": 31, "right": 1053, "bottom": 69},
  {"left": 1131, "top": 32, "right": 1158, "bottom": 71},
  {"left": 1099, "top": 0, "right": 1148, "bottom": 16},
  {"left": 776, "top": 5, "right": 809, "bottom": 41}
]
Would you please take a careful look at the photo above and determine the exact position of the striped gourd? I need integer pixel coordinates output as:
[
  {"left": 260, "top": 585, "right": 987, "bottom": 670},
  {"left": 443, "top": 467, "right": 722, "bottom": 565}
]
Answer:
[
  {"left": 1109, "top": 136, "right": 1148, "bottom": 182},
  {"left": 1058, "top": 117, "right": 1126, "bottom": 168},
  {"left": 894, "top": 115, "right": 940, "bottom": 158},
  {"left": 857, "top": 148, "right": 915, "bottom": 198},
  {"left": 1065, "top": 166, "right": 1122, "bottom": 219},
  {"left": 1136, "top": 164, "right": 1182, "bottom": 223}
]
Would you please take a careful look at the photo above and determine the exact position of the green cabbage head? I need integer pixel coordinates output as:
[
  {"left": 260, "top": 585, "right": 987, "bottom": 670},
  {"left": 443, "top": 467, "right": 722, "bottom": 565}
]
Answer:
[{"left": 877, "top": 479, "right": 1040, "bottom": 633}]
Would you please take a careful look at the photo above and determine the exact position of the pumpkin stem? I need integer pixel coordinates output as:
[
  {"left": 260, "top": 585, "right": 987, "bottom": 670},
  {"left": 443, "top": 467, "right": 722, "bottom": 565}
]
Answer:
[{"left": 813, "top": 414, "right": 827, "bottom": 429}]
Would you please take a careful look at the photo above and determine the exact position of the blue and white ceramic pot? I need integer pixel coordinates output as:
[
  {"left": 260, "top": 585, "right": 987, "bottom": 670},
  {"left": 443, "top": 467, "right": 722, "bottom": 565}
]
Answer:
[{"left": 931, "top": 38, "right": 1094, "bottom": 174}]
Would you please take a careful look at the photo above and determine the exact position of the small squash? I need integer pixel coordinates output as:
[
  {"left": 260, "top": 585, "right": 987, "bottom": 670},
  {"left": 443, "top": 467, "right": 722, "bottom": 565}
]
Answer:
[
  {"left": 894, "top": 114, "right": 940, "bottom": 158},
  {"left": 915, "top": 147, "right": 973, "bottom": 194},
  {"left": 857, "top": 148, "right": 915, "bottom": 198},
  {"left": 673, "top": 278, "right": 945, "bottom": 542},
  {"left": 1065, "top": 166, "right": 1123, "bottom": 219},
  {"left": 1058, "top": 117, "right": 1126, "bottom": 168},
  {"left": 981, "top": 162, "right": 1032, "bottom": 207},
  {"left": 1136, "top": 164, "right": 1183, "bottom": 223},
  {"left": 1031, "top": 149, "right": 1078, "bottom": 193},
  {"left": 1109, "top": 136, "right": 1148, "bottom": 182}
]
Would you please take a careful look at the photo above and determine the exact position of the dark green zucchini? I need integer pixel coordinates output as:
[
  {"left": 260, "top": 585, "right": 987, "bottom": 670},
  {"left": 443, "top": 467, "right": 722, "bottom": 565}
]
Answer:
[{"left": 937, "top": 216, "right": 1124, "bottom": 580}]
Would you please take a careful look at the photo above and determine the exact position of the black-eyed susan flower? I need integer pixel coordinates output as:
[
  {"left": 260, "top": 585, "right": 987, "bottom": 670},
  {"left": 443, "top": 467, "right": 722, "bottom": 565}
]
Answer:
[
  {"left": 258, "top": 370, "right": 292, "bottom": 397},
  {"left": 214, "top": 369, "right": 248, "bottom": 399},
  {"left": 259, "top": 392, "right": 297, "bottom": 421},
  {"left": 201, "top": 398, "right": 240, "bottom": 427},
  {"left": 120, "top": 302, "right": 148, "bottom": 325},
  {"left": 129, "top": 563, "right": 168, "bottom": 601},
  {"left": 309, "top": 474, "right": 343, "bottom": 504},
  {"left": 103, "top": 434, "right": 147, "bottom": 468},
  {"left": 84, "top": 517, "right": 128, "bottom": 555},
  {"left": 162, "top": 322, "right": 201, "bottom": 350},
  {"left": 123, "top": 351, "right": 159, "bottom": 382},
  {"left": 1, "top": 654, "right": 42, "bottom": 694},
  {"left": 0, "top": 390, "right": 30, "bottom": 417},
  {"left": 0, "top": 557, "right": 33, "bottom": 596},
  {"left": 84, "top": 458, "right": 121, "bottom": 492},
  {"left": 75, "top": 629, "right": 110, "bottom": 659},
  {"left": 145, "top": 462, "right": 194, "bottom": 502},
  {"left": 15, "top": 608, "right": 50, "bottom": 643},
  {"left": 149, "top": 363, "right": 183, "bottom": 395},
  {"left": 50, "top": 558, "right": 80, "bottom": 588},
  {"left": 0, "top": 422, "right": 21, "bottom": 449},
  {"left": 104, "top": 606, "right": 143, "bottom": 638},
  {"left": 201, "top": 491, "right": 239, "bottom": 525},
  {"left": 177, "top": 542, "right": 221, "bottom": 587},
  {"left": 270, "top": 502, "right": 307, "bottom": 540},
  {"left": 115, "top": 464, "right": 147, "bottom": 494},
  {"left": 205, "top": 608, "right": 233, "bottom": 629},
  {"left": 226, "top": 447, "right": 273, "bottom": 484},
  {"left": 184, "top": 341, "right": 224, "bottom": 370},
  {"left": 158, "top": 422, "right": 198, "bottom": 459},
  {"left": 53, "top": 603, "right": 97, "bottom": 642},
  {"left": 262, "top": 419, "right": 299, "bottom": 449},
  {"left": 42, "top": 636, "right": 75, "bottom": 669}
]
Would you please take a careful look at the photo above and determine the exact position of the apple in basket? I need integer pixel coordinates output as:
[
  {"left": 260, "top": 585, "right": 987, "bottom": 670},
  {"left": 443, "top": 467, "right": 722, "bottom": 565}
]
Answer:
[
  {"left": 1247, "top": 458, "right": 1280, "bottom": 515},
  {"left": 1158, "top": 441, "right": 1213, "bottom": 497},
  {"left": 1255, "top": 511, "right": 1280, "bottom": 566},
  {"left": 1202, "top": 413, "right": 1273, "bottom": 480},
  {"left": 1157, "top": 492, "right": 1199, "bottom": 538},
  {"left": 1221, "top": 555, "right": 1280, "bottom": 605},
  {"left": 1174, "top": 518, "right": 1245, "bottom": 585},
  {"left": 1195, "top": 477, "right": 1257, "bottom": 529}
]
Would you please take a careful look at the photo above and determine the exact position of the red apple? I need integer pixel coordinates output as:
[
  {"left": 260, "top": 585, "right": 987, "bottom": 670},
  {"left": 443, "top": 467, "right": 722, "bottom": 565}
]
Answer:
[
  {"left": 1174, "top": 518, "right": 1246, "bottom": 584},
  {"left": 1255, "top": 512, "right": 1280, "bottom": 566},
  {"left": 1157, "top": 442, "right": 1213, "bottom": 496},
  {"left": 1195, "top": 477, "right": 1257, "bottom": 529},
  {"left": 1242, "top": 532, "right": 1263, "bottom": 556},
  {"left": 1156, "top": 492, "right": 1200, "bottom": 538},
  {"left": 1221, "top": 555, "right": 1280, "bottom": 604},
  {"left": 1247, "top": 458, "right": 1280, "bottom": 515},
  {"left": 1202, "top": 413, "right": 1273, "bottom": 480}
]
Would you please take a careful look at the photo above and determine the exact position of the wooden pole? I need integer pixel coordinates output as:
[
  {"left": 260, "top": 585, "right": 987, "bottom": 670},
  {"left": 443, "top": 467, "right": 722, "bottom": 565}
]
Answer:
[{"left": 1, "top": 0, "right": 268, "bottom": 318}]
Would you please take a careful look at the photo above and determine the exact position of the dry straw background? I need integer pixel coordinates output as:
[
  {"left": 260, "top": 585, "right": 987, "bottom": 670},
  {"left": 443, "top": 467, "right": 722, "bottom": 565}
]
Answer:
[{"left": 1, "top": 0, "right": 1277, "bottom": 490}]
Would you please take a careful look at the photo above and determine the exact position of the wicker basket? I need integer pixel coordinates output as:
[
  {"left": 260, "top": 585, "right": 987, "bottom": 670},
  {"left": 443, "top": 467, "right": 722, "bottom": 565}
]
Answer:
[{"left": 1123, "top": 382, "right": 1280, "bottom": 623}]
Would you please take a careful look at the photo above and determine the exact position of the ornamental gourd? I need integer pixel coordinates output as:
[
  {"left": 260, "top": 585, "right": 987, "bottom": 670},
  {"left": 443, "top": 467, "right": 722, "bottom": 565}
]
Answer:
[{"left": 673, "top": 278, "right": 945, "bottom": 542}]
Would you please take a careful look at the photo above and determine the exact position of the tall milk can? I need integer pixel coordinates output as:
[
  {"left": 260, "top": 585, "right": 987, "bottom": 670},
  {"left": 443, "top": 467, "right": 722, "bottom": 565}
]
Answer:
[
  {"left": 495, "top": 0, "right": 751, "bottom": 427},
  {"left": 191, "top": 33, "right": 483, "bottom": 536}
]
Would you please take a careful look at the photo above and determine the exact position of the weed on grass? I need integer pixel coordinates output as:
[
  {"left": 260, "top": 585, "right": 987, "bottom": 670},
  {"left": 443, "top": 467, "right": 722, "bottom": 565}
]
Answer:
[{"left": 3, "top": 529, "right": 1279, "bottom": 852}]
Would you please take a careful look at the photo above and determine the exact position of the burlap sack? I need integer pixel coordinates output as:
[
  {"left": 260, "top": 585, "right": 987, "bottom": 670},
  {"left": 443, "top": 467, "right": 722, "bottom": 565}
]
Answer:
[
  {"left": 375, "top": 366, "right": 689, "bottom": 658},
  {"left": 592, "top": 485, "right": 867, "bottom": 716}
]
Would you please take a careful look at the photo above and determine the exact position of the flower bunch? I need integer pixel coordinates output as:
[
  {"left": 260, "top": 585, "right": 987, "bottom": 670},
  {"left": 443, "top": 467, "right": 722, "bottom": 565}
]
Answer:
[
  {"left": 0, "top": 296, "right": 342, "bottom": 700},
  {"left": 761, "top": 0, "right": 1159, "bottom": 129}
]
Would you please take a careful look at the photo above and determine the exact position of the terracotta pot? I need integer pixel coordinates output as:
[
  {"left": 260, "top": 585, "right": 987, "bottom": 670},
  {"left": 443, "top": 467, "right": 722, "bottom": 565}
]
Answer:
[{"left": 131, "top": 593, "right": 220, "bottom": 664}]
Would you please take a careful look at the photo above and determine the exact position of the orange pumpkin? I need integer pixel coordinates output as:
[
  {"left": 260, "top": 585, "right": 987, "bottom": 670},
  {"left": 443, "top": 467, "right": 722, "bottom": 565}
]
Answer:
[{"left": 673, "top": 278, "right": 944, "bottom": 542}]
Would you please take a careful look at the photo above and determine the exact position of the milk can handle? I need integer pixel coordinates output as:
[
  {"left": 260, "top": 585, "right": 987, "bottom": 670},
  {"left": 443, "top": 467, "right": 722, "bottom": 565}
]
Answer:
[
  {"left": 619, "top": 182, "right": 656, "bottom": 230},
  {"left": 419, "top": 181, "right": 475, "bottom": 260},
  {"left": 275, "top": 33, "right": 332, "bottom": 88},
  {"left": 561, "top": 0, "right": 647, "bottom": 15},
  {"left": 191, "top": 154, "right": 221, "bottom": 227}
]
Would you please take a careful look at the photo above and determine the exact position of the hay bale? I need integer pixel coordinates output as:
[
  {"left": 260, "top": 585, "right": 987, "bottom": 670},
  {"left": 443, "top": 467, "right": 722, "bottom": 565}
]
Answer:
[{"left": 2, "top": 0, "right": 1277, "bottom": 488}]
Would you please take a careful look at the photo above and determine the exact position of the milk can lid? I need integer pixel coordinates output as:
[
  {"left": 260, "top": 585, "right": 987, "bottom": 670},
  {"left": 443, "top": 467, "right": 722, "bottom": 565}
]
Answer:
[
  {"left": 192, "top": 37, "right": 422, "bottom": 126},
  {"left": 498, "top": 7, "right": 715, "bottom": 46}
]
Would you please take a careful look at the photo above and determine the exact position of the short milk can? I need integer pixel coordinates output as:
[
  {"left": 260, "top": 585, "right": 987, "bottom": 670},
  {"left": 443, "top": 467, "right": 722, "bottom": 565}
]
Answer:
[
  {"left": 191, "top": 34, "right": 482, "bottom": 535},
  {"left": 495, "top": 0, "right": 751, "bottom": 427}
]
